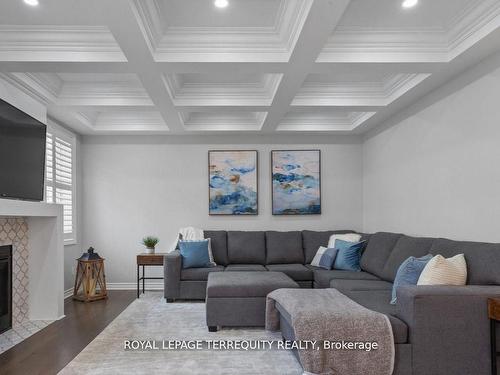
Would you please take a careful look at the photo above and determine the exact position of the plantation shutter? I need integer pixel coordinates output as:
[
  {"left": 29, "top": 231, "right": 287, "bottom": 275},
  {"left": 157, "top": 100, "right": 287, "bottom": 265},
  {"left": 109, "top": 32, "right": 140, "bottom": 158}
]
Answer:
[{"left": 45, "top": 128, "right": 75, "bottom": 242}]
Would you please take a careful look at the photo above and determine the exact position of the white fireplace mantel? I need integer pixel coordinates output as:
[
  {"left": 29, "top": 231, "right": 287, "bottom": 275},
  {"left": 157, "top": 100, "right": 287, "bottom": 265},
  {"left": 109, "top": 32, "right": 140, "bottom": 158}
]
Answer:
[{"left": 0, "top": 199, "right": 64, "bottom": 320}]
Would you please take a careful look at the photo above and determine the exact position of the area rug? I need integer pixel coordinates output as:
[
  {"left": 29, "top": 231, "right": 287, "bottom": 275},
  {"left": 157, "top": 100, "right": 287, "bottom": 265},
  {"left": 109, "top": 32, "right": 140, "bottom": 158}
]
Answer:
[{"left": 59, "top": 293, "right": 302, "bottom": 375}]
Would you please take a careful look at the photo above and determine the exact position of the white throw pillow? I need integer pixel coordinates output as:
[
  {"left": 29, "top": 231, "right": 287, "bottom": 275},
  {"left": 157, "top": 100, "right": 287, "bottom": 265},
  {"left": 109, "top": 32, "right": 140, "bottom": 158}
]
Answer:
[
  {"left": 207, "top": 238, "right": 216, "bottom": 266},
  {"left": 417, "top": 254, "right": 467, "bottom": 286},
  {"left": 327, "top": 233, "right": 362, "bottom": 248},
  {"left": 311, "top": 246, "right": 328, "bottom": 267}
]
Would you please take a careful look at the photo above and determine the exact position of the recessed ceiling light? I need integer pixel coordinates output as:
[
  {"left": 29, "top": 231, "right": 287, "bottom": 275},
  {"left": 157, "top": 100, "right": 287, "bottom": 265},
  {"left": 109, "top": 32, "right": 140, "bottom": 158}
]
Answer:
[
  {"left": 402, "top": 0, "right": 418, "bottom": 8},
  {"left": 24, "top": 0, "right": 39, "bottom": 6},
  {"left": 214, "top": 0, "right": 228, "bottom": 9}
]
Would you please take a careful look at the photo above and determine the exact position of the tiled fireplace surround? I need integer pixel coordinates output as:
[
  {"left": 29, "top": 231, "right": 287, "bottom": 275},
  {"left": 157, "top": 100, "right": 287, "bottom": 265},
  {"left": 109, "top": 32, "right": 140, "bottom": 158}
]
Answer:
[
  {"left": 0, "top": 217, "right": 30, "bottom": 325},
  {"left": 0, "top": 217, "right": 55, "bottom": 354},
  {"left": 0, "top": 202, "right": 64, "bottom": 354}
]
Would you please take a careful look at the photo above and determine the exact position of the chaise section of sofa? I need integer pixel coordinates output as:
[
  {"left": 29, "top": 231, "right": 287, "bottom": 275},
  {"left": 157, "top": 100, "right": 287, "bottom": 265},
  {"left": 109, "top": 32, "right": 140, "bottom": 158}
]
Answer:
[
  {"left": 323, "top": 233, "right": 500, "bottom": 375},
  {"left": 397, "top": 285, "right": 500, "bottom": 375}
]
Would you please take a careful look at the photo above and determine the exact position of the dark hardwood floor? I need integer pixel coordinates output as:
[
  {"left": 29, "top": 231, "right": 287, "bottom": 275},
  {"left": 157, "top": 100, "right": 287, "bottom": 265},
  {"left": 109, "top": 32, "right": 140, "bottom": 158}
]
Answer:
[{"left": 0, "top": 290, "right": 136, "bottom": 375}]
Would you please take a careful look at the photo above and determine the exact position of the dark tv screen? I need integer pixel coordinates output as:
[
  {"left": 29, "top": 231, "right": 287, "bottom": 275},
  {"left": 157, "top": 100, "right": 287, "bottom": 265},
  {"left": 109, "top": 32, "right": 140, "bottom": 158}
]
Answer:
[{"left": 0, "top": 98, "right": 46, "bottom": 201}]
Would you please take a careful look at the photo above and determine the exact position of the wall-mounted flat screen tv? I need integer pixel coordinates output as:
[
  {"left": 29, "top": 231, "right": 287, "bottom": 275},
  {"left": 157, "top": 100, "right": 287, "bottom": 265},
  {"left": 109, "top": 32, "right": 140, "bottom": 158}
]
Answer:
[{"left": 0, "top": 98, "right": 46, "bottom": 201}]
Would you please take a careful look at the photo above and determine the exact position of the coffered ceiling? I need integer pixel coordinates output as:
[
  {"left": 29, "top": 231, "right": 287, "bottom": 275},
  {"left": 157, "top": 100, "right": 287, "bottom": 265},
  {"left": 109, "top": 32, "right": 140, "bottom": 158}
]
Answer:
[{"left": 0, "top": 0, "right": 499, "bottom": 135}]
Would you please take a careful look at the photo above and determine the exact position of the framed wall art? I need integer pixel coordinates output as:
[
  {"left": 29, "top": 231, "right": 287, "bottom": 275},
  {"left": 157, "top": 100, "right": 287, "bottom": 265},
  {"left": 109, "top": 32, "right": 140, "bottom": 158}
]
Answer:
[
  {"left": 208, "top": 150, "right": 258, "bottom": 215},
  {"left": 271, "top": 149, "right": 321, "bottom": 215}
]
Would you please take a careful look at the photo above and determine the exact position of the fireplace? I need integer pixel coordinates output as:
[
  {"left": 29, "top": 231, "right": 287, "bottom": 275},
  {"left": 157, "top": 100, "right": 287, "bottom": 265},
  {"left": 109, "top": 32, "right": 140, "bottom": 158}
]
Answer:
[{"left": 0, "top": 245, "right": 12, "bottom": 333}]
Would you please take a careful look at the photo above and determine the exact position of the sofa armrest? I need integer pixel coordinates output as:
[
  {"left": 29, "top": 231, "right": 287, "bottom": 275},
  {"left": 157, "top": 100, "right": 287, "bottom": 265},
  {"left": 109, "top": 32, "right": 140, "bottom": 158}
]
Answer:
[
  {"left": 164, "top": 251, "right": 182, "bottom": 300},
  {"left": 397, "top": 285, "right": 500, "bottom": 375}
]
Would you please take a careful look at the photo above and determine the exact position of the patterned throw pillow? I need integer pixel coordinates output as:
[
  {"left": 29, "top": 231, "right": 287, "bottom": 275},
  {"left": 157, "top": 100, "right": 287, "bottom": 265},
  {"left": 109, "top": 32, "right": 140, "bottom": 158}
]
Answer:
[
  {"left": 333, "top": 239, "right": 366, "bottom": 271},
  {"left": 417, "top": 254, "right": 467, "bottom": 286},
  {"left": 391, "top": 254, "right": 433, "bottom": 304}
]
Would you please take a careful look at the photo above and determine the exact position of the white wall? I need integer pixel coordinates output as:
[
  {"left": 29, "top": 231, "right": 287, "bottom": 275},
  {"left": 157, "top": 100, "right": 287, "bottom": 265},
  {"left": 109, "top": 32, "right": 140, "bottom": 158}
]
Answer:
[
  {"left": 81, "top": 137, "right": 363, "bottom": 285},
  {"left": 63, "top": 134, "right": 83, "bottom": 292},
  {"left": 363, "top": 63, "right": 500, "bottom": 242},
  {"left": 0, "top": 78, "right": 46, "bottom": 123}
]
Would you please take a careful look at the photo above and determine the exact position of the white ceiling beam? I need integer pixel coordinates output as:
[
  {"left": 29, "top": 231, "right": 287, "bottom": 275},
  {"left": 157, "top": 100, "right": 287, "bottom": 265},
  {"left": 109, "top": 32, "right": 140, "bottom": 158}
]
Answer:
[
  {"left": 98, "top": 0, "right": 184, "bottom": 133},
  {"left": 260, "top": 0, "right": 351, "bottom": 133}
]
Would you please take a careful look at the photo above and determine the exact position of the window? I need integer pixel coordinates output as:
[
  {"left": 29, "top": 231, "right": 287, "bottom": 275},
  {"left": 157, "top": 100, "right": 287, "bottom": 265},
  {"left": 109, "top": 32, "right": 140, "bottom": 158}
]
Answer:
[{"left": 45, "top": 123, "right": 76, "bottom": 244}]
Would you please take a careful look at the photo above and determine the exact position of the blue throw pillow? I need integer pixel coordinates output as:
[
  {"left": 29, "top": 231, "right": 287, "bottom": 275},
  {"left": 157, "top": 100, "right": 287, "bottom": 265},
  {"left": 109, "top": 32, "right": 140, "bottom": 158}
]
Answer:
[
  {"left": 179, "top": 239, "right": 212, "bottom": 269},
  {"left": 333, "top": 239, "right": 366, "bottom": 271},
  {"left": 391, "top": 254, "right": 433, "bottom": 304},
  {"left": 318, "top": 248, "right": 339, "bottom": 270}
]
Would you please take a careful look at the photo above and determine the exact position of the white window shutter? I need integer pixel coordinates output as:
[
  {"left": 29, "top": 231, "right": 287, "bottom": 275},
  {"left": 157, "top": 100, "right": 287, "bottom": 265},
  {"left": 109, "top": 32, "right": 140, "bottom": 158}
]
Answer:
[{"left": 45, "top": 126, "right": 76, "bottom": 243}]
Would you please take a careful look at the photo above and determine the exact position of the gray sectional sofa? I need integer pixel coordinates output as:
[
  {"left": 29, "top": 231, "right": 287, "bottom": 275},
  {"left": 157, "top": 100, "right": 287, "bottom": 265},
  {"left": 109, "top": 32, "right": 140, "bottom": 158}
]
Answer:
[
  {"left": 164, "top": 230, "right": 359, "bottom": 300},
  {"left": 164, "top": 230, "right": 500, "bottom": 375}
]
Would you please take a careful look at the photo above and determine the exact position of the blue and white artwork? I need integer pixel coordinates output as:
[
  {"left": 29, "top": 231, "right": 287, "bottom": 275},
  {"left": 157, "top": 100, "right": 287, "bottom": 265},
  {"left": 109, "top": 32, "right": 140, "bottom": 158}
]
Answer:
[
  {"left": 209, "top": 150, "right": 258, "bottom": 215},
  {"left": 272, "top": 150, "right": 321, "bottom": 215}
]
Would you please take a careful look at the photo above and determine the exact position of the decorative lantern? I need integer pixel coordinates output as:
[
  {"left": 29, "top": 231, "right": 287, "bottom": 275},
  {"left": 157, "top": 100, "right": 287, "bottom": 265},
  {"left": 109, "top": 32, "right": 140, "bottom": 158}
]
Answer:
[{"left": 73, "top": 247, "right": 108, "bottom": 302}]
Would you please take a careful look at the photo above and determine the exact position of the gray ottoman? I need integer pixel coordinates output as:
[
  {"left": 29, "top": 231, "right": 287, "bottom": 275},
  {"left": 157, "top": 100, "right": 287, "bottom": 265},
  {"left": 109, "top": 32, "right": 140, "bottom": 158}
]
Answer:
[{"left": 206, "top": 271, "right": 299, "bottom": 332}]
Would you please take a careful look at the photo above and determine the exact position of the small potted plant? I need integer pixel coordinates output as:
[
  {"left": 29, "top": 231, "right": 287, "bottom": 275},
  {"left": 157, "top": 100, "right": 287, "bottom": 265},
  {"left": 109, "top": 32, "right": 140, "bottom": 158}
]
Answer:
[{"left": 142, "top": 236, "right": 159, "bottom": 254}]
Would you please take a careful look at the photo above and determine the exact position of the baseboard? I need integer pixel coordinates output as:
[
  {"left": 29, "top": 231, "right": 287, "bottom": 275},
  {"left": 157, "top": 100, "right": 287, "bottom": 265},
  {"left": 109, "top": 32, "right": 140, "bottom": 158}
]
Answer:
[
  {"left": 65, "top": 282, "right": 163, "bottom": 298},
  {"left": 106, "top": 282, "right": 164, "bottom": 291},
  {"left": 64, "top": 288, "right": 73, "bottom": 299}
]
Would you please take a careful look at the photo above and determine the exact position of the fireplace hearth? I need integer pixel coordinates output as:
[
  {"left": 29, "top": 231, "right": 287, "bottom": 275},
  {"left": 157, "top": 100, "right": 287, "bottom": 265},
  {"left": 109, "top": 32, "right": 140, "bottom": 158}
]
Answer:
[{"left": 0, "top": 245, "right": 12, "bottom": 334}]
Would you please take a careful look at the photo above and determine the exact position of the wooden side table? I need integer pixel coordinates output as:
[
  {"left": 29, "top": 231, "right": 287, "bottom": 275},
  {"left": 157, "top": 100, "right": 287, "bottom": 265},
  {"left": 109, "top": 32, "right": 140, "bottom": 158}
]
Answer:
[
  {"left": 137, "top": 253, "right": 166, "bottom": 298},
  {"left": 488, "top": 298, "right": 500, "bottom": 375}
]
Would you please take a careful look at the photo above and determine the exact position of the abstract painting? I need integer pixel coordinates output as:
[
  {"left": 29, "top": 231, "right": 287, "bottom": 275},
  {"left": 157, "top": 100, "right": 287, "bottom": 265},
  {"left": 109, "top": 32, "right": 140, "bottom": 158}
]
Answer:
[
  {"left": 271, "top": 150, "right": 321, "bottom": 215},
  {"left": 208, "top": 150, "right": 258, "bottom": 215}
]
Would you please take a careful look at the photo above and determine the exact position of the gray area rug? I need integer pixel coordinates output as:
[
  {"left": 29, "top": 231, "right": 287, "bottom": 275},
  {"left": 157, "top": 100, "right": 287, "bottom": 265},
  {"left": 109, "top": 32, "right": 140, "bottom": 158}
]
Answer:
[{"left": 59, "top": 293, "right": 302, "bottom": 375}]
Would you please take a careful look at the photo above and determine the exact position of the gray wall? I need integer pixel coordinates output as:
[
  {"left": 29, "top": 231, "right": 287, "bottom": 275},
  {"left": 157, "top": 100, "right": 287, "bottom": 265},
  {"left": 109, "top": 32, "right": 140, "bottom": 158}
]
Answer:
[
  {"left": 363, "top": 64, "right": 500, "bottom": 242},
  {"left": 80, "top": 137, "right": 363, "bottom": 286}
]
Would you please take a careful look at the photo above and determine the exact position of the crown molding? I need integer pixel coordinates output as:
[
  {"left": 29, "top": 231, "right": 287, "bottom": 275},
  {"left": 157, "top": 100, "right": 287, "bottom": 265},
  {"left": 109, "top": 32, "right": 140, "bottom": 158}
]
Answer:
[
  {"left": 292, "top": 73, "right": 431, "bottom": 106},
  {"left": 317, "top": 0, "right": 500, "bottom": 63},
  {"left": 164, "top": 73, "right": 283, "bottom": 106},
  {"left": 0, "top": 72, "right": 55, "bottom": 105},
  {"left": 58, "top": 81, "right": 153, "bottom": 106},
  {"left": 447, "top": 0, "right": 500, "bottom": 59},
  {"left": 277, "top": 111, "right": 376, "bottom": 131},
  {"left": 180, "top": 111, "right": 267, "bottom": 131},
  {"left": 0, "top": 25, "right": 126, "bottom": 62},
  {"left": 2, "top": 72, "right": 154, "bottom": 107},
  {"left": 132, "top": 0, "right": 313, "bottom": 62},
  {"left": 317, "top": 27, "right": 448, "bottom": 63},
  {"left": 91, "top": 111, "right": 168, "bottom": 131}
]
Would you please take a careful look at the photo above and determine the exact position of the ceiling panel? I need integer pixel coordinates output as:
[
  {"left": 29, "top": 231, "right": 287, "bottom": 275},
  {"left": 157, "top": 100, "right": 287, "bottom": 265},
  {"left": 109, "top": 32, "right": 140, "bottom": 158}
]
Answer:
[{"left": 0, "top": 0, "right": 498, "bottom": 135}]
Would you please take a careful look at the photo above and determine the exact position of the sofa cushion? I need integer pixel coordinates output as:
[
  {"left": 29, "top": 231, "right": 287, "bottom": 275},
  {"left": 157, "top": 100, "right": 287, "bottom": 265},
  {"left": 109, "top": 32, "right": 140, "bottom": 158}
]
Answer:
[
  {"left": 266, "top": 231, "right": 304, "bottom": 264},
  {"left": 302, "top": 230, "right": 354, "bottom": 264},
  {"left": 207, "top": 271, "right": 299, "bottom": 298},
  {"left": 380, "top": 235, "right": 435, "bottom": 282},
  {"left": 227, "top": 231, "right": 266, "bottom": 264},
  {"left": 430, "top": 238, "right": 500, "bottom": 285},
  {"left": 341, "top": 290, "right": 408, "bottom": 344},
  {"left": 204, "top": 230, "right": 228, "bottom": 266},
  {"left": 181, "top": 265, "right": 224, "bottom": 281},
  {"left": 311, "top": 267, "right": 380, "bottom": 288},
  {"left": 265, "top": 264, "right": 313, "bottom": 281},
  {"left": 225, "top": 264, "right": 267, "bottom": 272},
  {"left": 360, "top": 232, "right": 402, "bottom": 278},
  {"left": 329, "top": 279, "right": 393, "bottom": 293}
]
